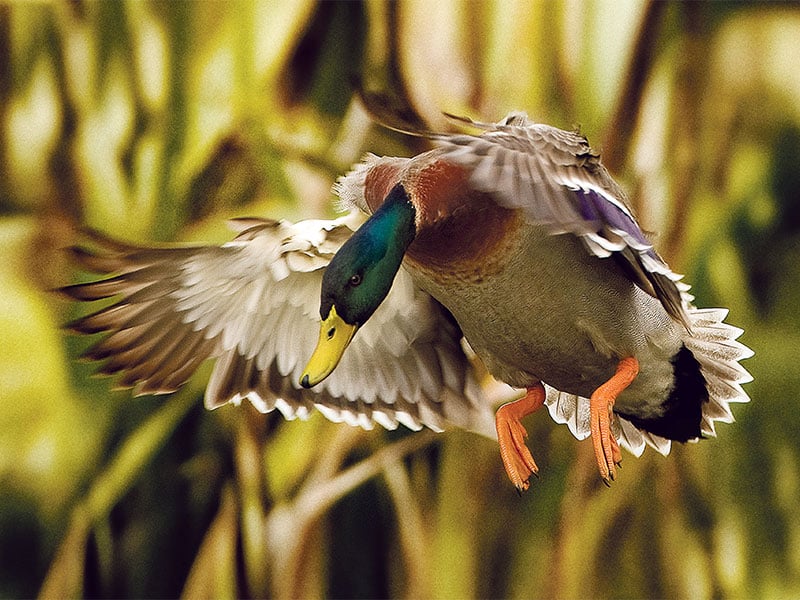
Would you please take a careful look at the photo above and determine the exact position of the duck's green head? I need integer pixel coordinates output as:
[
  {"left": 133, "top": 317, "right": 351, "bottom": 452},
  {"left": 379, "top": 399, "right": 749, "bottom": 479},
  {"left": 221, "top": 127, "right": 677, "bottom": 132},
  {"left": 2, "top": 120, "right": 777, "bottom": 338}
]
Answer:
[{"left": 300, "top": 183, "right": 417, "bottom": 388}]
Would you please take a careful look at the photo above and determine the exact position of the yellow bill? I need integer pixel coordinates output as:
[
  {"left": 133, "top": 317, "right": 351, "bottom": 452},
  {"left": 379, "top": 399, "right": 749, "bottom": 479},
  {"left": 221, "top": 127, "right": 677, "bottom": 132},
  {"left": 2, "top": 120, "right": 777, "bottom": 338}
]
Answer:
[{"left": 300, "top": 305, "right": 358, "bottom": 388}]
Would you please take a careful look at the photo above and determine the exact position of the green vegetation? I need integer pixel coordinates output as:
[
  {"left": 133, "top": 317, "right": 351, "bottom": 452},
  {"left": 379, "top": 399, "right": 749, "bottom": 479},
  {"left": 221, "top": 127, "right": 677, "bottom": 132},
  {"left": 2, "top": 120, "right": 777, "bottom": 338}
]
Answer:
[{"left": 1, "top": 1, "right": 798, "bottom": 598}]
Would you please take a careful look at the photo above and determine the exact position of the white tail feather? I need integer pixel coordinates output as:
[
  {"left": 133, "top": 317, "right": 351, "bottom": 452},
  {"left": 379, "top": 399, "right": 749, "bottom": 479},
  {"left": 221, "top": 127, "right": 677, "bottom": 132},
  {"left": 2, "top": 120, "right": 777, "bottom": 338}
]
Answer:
[{"left": 545, "top": 306, "right": 752, "bottom": 457}]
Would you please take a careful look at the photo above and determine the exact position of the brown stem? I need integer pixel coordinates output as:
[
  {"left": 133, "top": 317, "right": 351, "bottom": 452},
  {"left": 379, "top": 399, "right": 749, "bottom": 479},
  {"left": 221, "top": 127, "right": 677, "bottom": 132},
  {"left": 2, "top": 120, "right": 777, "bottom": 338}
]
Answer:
[{"left": 602, "top": 1, "right": 669, "bottom": 174}]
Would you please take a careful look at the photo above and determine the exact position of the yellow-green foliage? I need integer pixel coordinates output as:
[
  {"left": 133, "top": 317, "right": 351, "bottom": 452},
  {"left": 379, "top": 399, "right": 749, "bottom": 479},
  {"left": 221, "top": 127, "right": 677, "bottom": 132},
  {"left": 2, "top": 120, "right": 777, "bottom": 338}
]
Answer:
[{"left": 1, "top": 2, "right": 798, "bottom": 598}]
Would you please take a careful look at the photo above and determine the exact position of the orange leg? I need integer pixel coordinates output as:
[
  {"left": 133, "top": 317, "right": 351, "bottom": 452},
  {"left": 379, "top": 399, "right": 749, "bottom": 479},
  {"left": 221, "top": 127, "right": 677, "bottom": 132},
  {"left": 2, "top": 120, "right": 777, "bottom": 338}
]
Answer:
[
  {"left": 495, "top": 382, "right": 546, "bottom": 493},
  {"left": 590, "top": 356, "right": 639, "bottom": 485}
]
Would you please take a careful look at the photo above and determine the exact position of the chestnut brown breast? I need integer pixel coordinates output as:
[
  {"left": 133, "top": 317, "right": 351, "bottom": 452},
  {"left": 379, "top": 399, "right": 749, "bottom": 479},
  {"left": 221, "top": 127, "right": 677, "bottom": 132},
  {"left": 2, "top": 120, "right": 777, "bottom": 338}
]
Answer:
[{"left": 400, "top": 159, "right": 522, "bottom": 284}]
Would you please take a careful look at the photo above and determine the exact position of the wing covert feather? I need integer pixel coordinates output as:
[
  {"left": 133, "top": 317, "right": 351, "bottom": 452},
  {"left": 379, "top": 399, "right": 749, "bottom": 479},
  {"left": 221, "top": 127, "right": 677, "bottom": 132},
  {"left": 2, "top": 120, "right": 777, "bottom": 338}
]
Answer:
[
  {"left": 62, "top": 214, "right": 493, "bottom": 436},
  {"left": 428, "top": 115, "right": 691, "bottom": 327}
]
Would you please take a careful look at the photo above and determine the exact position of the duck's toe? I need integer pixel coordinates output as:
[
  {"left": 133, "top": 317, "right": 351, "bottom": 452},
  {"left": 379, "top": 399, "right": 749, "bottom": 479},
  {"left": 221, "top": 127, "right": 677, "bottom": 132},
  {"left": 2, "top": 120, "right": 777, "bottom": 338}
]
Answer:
[
  {"left": 590, "top": 356, "right": 639, "bottom": 484},
  {"left": 495, "top": 383, "right": 546, "bottom": 492}
]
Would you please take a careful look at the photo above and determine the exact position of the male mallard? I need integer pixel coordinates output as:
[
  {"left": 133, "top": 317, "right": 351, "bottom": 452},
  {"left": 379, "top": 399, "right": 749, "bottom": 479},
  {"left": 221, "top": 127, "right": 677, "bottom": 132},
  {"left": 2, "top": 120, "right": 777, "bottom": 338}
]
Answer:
[{"left": 62, "top": 112, "right": 752, "bottom": 491}]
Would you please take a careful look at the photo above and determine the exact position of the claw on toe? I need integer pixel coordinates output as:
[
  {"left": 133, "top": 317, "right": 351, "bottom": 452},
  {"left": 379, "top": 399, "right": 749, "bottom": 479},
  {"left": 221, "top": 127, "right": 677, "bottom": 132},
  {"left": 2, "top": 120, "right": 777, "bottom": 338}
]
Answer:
[
  {"left": 497, "top": 416, "right": 538, "bottom": 491},
  {"left": 590, "top": 357, "right": 639, "bottom": 485}
]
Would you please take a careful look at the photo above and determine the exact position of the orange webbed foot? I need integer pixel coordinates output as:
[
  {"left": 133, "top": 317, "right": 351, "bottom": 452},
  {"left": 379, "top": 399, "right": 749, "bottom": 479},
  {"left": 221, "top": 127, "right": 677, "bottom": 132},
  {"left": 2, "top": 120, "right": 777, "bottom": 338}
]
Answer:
[
  {"left": 495, "top": 383, "right": 546, "bottom": 492},
  {"left": 590, "top": 356, "right": 639, "bottom": 485}
]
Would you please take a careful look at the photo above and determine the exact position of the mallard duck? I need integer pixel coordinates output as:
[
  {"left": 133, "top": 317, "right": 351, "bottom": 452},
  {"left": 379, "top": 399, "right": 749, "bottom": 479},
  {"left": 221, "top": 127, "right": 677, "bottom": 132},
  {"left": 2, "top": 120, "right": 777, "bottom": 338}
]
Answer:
[{"left": 62, "top": 112, "right": 752, "bottom": 491}]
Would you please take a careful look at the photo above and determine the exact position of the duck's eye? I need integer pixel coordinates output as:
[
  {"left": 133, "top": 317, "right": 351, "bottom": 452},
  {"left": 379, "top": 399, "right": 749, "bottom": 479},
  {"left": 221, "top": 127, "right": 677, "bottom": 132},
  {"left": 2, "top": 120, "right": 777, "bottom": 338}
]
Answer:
[{"left": 349, "top": 274, "right": 362, "bottom": 287}]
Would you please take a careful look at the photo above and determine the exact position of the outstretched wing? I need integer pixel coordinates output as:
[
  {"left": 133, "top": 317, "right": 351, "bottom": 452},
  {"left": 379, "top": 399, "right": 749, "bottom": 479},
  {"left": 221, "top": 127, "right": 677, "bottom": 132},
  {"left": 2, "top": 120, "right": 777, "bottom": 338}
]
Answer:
[
  {"left": 61, "top": 213, "right": 493, "bottom": 436},
  {"left": 427, "top": 113, "right": 690, "bottom": 328}
]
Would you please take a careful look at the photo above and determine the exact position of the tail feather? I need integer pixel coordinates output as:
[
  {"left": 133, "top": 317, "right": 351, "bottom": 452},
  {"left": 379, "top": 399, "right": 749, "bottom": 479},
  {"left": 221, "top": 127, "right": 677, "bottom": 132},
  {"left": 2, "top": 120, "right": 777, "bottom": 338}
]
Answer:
[
  {"left": 545, "top": 305, "right": 752, "bottom": 457},
  {"left": 684, "top": 307, "right": 752, "bottom": 438}
]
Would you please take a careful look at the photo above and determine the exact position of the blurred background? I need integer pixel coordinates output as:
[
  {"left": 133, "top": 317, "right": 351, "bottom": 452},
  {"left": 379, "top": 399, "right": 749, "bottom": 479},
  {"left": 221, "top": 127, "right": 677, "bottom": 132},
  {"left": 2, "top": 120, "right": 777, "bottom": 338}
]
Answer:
[{"left": 1, "top": 1, "right": 799, "bottom": 598}]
